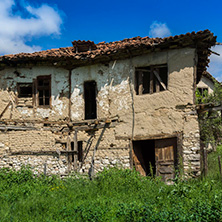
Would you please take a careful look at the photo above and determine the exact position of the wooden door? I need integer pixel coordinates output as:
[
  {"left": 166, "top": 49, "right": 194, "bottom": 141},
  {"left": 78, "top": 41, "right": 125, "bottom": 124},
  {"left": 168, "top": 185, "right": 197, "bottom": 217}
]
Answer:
[
  {"left": 132, "top": 146, "right": 147, "bottom": 176},
  {"left": 155, "top": 138, "right": 177, "bottom": 181}
]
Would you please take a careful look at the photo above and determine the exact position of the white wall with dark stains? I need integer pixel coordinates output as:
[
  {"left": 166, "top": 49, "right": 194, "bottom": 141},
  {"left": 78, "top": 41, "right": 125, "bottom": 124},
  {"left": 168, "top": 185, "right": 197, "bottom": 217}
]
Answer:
[{"left": 0, "top": 66, "right": 69, "bottom": 120}]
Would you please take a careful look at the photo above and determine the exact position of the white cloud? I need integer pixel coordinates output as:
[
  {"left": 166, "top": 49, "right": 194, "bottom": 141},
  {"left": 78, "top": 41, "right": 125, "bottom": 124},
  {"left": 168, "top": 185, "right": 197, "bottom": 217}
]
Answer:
[
  {"left": 207, "top": 45, "right": 222, "bottom": 81},
  {"left": 149, "top": 21, "right": 171, "bottom": 38},
  {"left": 0, "top": 0, "right": 63, "bottom": 55}
]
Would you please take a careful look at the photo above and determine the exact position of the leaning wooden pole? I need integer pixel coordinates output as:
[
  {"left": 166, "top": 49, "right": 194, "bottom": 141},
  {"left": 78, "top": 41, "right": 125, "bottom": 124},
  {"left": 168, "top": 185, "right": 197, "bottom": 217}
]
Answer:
[
  {"left": 218, "top": 155, "right": 222, "bottom": 179},
  {"left": 73, "top": 130, "right": 78, "bottom": 171},
  {"left": 89, "top": 123, "right": 109, "bottom": 179},
  {"left": 203, "top": 148, "right": 208, "bottom": 177}
]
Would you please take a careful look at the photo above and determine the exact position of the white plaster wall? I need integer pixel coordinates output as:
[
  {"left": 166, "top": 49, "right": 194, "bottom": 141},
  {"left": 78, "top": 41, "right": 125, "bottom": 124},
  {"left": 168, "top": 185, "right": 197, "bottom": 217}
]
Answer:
[
  {"left": 0, "top": 66, "right": 69, "bottom": 120},
  {"left": 70, "top": 47, "right": 196, "bottom": 138},
  {"left": 197, "top": 76, "right": 214, "bottom": 93}
]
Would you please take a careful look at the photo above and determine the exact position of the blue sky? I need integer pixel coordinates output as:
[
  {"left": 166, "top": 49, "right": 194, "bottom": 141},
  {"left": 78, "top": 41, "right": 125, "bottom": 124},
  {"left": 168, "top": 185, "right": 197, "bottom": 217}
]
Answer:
[{"left": 1, "top": 0, "right": 222, "bottom": 80}]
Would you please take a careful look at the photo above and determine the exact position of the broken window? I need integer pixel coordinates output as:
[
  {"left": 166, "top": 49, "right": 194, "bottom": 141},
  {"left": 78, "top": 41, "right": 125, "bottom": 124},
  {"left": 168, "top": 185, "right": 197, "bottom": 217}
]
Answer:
[
  {"left": 37, "top": 76, "right": 51, "bottom": 107},
  {"left": 135, "top": 64, "right": 168, "bottom": 95},
  {"left": 17, "top": 83, "right": 33, "bottom": 98},
  {"left": 84, "top": 81, "right": 97, "bottom": 120},
  {"left": 17, "top": 83, "right": 33, "bottom": 107}
]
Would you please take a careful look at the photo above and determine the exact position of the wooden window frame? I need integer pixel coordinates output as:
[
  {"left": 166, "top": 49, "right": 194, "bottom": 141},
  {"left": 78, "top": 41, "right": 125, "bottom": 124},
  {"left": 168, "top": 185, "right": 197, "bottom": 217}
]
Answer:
[
  {"left": 135, "top": 64, "right": 168, "bottom": 95},
  {"left": 35, "top": 75, "right": 51, "bottom": 108}
]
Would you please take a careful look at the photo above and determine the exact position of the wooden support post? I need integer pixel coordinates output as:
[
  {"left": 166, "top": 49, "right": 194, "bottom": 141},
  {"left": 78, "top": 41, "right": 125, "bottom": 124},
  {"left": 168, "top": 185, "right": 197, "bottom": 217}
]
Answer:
[
  {"left": 73, "top": 130, "right": 78, "bottom": 171},
  {"left": 138, "top": 71, "right": 143, "bottom": 95},
  {"left": 203, "top": 148, "right": 208, "bottom": 177},
  {"left": 218, "top": 155, "right": 222, "bottom": 178},
  {"left": 89, "top": 123, "right": 108, "bottom": 179},
  {"left": 0, "top": 101, "right": 11, "bottom": 119},
  {"left": 129, "top": 139, "right": 133, "bottom": 169},
  {"left": 44, "top": 162, "right": 47, "bottom": 176},
  {"left": 150, "top": 68, "right": 154, "bottom": 94},
  {"left": 153, "top": 70, "right": 167, "bottom": 90},
  {"left": 67, "top": 136, "right": 71, "bottom": 173}
]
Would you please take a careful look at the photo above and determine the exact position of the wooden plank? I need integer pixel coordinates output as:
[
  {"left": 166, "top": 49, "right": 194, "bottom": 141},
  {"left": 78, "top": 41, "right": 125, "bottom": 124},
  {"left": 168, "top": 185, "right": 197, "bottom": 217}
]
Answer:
[
  {"left": 0, "top": 101, "right": 11, "bottom": 119},
  {"left": 203, "top": 148, "right": 208, "bottom": 176},
  {"left": 67, "top": 136, "right": 72, "bottom": 172},
  {"left": 129, "top": 140, "right": 133, "bottom": 169},
  {"left": 89, "top": 123, "right": 108, "bottom": 179},
  {"left": 218, "top": 156, "right": 222, "bottom": 179},
  {"left": 138, "top": 71, "right": 143, "bottom": 95},
  {"left": 132, "top": 148, "right": 146, "bottom": 176},
  {"left": 150, "top": 68, "right": 154, "bottom": 93},
  {"left": 153, "top": 70, "right": 167, "bottom": 90},
  {"left": 156, "top": 77, "right": 160, "bottom": 92},
  {"left": 0, "top": 125, "right": 37, "bottom": 131},
  {"left": 73, "top": 130, "right": 78, "bottom": 171},
  {"left": 10, "top": 150, "right": 78, "bottom": 155},
  {"left": 155, "top": 138, "right": 176, "bottom": 181},
  {"left": 136, "top": 69, "right": 151, "bottom": 72}
]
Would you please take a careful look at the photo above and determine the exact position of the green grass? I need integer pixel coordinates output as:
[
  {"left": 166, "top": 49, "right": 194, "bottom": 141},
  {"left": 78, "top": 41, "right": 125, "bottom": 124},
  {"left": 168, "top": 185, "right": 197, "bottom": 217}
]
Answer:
[
  {"left": 207, "top": 144, "right": 222, "bottom": 180},
  {"left": 1, "top": 157, "right": 222, "bottom": 221}
]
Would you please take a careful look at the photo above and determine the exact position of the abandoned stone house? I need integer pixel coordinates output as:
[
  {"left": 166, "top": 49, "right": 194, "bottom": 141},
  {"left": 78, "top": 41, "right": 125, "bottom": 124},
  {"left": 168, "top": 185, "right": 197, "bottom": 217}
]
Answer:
[{"left": 0, "top": 30, "right": 216, "bottom": 181}]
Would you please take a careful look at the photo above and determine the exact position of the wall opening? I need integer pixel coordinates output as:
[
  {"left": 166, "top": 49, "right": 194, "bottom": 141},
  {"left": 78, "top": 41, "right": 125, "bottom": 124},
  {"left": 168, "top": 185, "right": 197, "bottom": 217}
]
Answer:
[
  {"left": 37, "top": 75, "right": 51, "bottom": 107},
  {"left": 84, "top": 81, "right": 97, "bottom": 120},
  {"left": 71, "top": 141, "right": 83, "bottom": 162},
  {"left": 133, "top": 140, "right": 156, "bottom": 176},
  {"left": 133, "top": 137, "right": 177, "bottom": 181},
  {"left": 17, "top": 83, "right": 33, "bottom": 98},
  {"left": 135, "top": 64, "right": 168, "bottom": 95}
]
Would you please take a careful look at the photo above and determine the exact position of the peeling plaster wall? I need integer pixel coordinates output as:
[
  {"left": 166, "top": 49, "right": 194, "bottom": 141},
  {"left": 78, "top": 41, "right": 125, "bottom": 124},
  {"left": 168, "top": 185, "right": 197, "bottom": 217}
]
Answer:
[
  {"left": 0, "top": 47, "right": 201, "bottom": 177},
  {"left": 0, "top": 66, "right": 69, "bottom": 120}
]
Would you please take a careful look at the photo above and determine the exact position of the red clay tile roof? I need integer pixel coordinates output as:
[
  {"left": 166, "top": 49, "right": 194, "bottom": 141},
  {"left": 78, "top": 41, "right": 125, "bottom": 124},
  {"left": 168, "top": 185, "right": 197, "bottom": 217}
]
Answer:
[{"left": 0, "top": 30, "right": 217, "bottom": 82}]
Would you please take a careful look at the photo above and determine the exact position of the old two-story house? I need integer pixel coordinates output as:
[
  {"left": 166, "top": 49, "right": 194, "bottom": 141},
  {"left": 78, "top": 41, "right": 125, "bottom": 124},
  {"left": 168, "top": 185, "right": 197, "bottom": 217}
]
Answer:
[{"left": 0, "top": 30, "right": 216, "bottom": 181}]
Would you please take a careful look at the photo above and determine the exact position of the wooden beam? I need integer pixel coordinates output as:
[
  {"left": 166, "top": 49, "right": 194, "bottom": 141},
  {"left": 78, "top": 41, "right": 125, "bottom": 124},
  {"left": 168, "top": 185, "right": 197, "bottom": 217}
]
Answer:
[
  {"left": 67, "top": 136, "right": 72, "bottom": 172},
  {"left": 0, "top": 101, "right": 11, "bottom": 119},
  {"left": 150, "top": 68, "right": 154, "bottom": 94},
  {"left": 138, "top": 71, "right": 143, "bottom": 95},
  {"left": 73, "top": 130, "right": 78, "bottom": 171},
  {"left": 153, "top": 70, "right": 167, "bottom": 90},
  {"left": 10, "top": 150, "right": 78, "bottom": 155},
  {"left": 0, "top": 125, "right": 37, "bottom": 131}
]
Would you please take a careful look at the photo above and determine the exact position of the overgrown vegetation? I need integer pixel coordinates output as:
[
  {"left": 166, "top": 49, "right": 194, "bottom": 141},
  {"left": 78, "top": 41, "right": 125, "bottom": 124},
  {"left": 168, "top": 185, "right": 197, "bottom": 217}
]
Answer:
[
  {"left": 196, "top": 81, "right": 222, "bottom": 145},
  {"left": 1, "top": 165, "right": 222, "bottom": 221}
]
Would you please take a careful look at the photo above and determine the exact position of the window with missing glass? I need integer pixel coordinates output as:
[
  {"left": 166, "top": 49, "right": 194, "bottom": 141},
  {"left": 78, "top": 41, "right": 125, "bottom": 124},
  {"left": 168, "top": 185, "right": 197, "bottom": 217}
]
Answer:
[
  {"left": 135, "top": 64, "right": 168, "bottom": 95},
  {"left": 17, "top": 83, "right": 33, "bottom": 98},
  {"left": 37, "top": 76, "right": 51, "bottom": 107}
]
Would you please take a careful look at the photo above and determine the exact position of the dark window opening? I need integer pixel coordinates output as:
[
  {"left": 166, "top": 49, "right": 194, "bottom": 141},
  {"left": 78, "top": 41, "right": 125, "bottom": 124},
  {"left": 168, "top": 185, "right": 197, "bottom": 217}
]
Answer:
[
  {"left": 84, "top": 81, "right": 97, "bottom": 120},
  {"left": 17, "top": 83, "right": 33, "bottom": 98},
  {"left": 197, "top": 87, "right": 208, "bottom": 97},
  {"left": 71, "top": 141, "right": 83, "bottom": 162},
  {"left": 135, "top": 65, "right": 168, "bottom": 95},
  {"left": 37, "top": 76, "right": 51, "bottom": 106}
]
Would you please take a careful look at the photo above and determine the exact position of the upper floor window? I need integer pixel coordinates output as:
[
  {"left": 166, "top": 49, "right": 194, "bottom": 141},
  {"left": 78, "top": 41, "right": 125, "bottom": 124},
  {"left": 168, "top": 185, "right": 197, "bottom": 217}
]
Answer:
[
  {"left": 135, "top": 64, "right": 168, "bottom": 95},
  {"left": 37, "top": 76, "right": 51, "bottom": 107},
  {"left": 17, "top": 83, "right": 33, "bottom": 98},
  {"left": 17, "top": 83, "right": 33, "bottom": 107}
]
